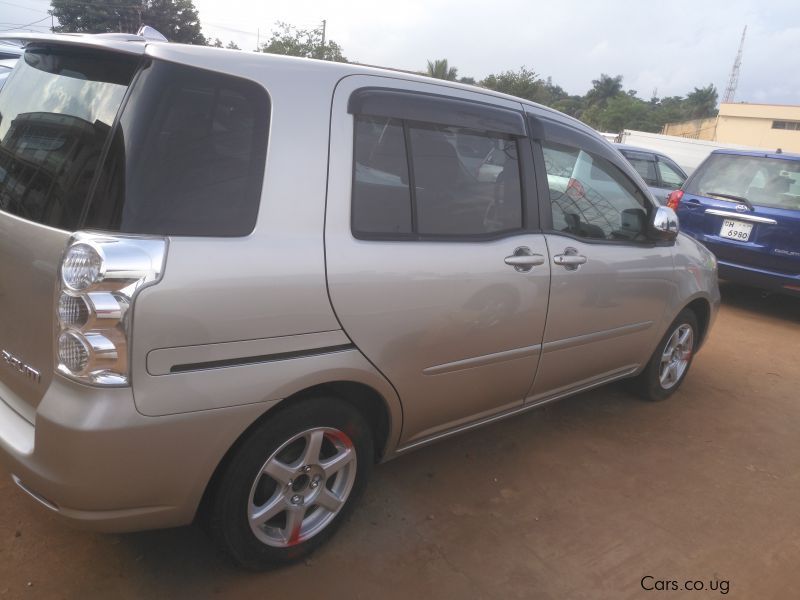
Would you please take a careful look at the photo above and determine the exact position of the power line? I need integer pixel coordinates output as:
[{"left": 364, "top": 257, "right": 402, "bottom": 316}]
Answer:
[{"left": 0, "top": 15, "right": 50, "bottom": 32}]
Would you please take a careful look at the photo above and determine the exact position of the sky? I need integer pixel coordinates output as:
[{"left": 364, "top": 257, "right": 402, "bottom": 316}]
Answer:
[{"left": 2, "top": 0, "right": 799, "bottom": 105}]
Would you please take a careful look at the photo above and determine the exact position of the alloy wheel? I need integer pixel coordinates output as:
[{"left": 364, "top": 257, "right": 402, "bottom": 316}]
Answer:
[{"left": 247, "top": 427, "right": 357, "bottom": 547}]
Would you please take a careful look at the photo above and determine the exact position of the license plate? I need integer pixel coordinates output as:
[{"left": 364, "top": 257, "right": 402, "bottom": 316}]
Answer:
[{"left": 719, "top": 219, "right": 753, "bottom": 241}]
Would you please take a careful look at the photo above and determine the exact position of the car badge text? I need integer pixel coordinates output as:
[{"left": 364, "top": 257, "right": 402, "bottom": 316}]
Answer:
[{"left": 1, "top": 349, "right": 41, "bottom": 384}]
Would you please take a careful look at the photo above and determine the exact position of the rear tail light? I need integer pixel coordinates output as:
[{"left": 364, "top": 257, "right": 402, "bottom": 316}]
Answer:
[
  {"left": 56, "top": 233, "right": 167, "bottom": 386},
  {"left": 666, "top": 189, "right": 683, "bottom": 210}
]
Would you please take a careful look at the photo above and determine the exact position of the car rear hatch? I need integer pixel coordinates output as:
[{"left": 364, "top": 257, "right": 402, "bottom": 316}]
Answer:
[
  {"left": 0, "top": 37, "right": 143, "bottom": 418},
  {"left": 680, "top": 152, "right": 800, "bottom": 279}
]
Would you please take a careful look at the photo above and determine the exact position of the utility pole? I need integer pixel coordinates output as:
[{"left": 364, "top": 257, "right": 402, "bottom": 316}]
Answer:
[
  {"left": 723, "top": 26, "right": 747, "bottom": 104},
  {"left": 320, "top": 19, "right": 326, "bottom": 58}
]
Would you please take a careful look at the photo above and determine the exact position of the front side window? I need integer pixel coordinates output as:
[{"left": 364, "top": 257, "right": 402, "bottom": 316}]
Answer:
[
  {"left": 542, "top": 141, "right": 650, "bottom": 242},
  {"left": 352, "top": 115, "right": 523, "bottom": 238}
]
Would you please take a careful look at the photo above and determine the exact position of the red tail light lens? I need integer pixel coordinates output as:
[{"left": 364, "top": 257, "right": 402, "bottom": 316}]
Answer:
[{"left": 667, "top": 189, "right": 683, "bottom": 210}]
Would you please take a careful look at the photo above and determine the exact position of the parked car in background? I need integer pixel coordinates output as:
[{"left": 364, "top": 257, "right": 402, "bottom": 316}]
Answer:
[
  {"left": 669, "top": 149, "right": 800, "bottom": 297},
  {"left": 0, "top": 32, "right": 719, "bottom": 569},
  {"left": 616, "top": 144, "right": 688, "bottom": 204}
]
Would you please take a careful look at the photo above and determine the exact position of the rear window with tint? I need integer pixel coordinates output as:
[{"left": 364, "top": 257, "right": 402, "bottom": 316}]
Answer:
[
  {"left": 0, "top": 46, "right": 138, "bottom": 230},
  {"left": 0, "top": 47, "right": 270, "bottom": 236},
  {"left": 687, "top": 154, "right": 800, "bottom": 211}
]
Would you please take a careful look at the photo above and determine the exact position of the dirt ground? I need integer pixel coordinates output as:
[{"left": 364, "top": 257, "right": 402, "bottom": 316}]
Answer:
[{"left": 1, "top": 283, "right": 798, "bottom": 599}]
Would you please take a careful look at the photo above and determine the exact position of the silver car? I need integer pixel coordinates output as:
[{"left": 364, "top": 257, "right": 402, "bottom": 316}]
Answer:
[
  {"left": 615, "top": 143, "right": 688, "bottom": 205},
  {"left": 0, "top": 33, "right": 719, "bottom": 568}
]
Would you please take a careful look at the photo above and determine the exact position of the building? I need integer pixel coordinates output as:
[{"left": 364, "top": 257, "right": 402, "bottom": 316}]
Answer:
[{"left": 662, "top": 103, "right": 800, "bottom": 153}]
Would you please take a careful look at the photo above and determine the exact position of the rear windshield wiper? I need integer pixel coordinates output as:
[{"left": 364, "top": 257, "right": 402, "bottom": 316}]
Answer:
[{"left": 705, "top": 191, "right": 754, "bottom": 211}]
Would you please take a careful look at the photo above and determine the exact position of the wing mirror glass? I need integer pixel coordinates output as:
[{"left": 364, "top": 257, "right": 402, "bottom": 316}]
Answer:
[{"left": 649, "top": 206, "right": 679, "bottom": 241}]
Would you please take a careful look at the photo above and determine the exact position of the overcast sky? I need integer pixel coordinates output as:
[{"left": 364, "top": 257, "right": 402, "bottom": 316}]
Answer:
[{"left": 2, "top": 0, "right": 799, "bottom": 104}]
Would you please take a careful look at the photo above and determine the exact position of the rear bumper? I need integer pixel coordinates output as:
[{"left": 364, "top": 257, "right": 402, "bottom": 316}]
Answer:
[
  {"left": 718, "top": 260, "right": 800, "bottom": 297},
  {"left": 0, "top": 375, "right": 274, "bottom": 532}
]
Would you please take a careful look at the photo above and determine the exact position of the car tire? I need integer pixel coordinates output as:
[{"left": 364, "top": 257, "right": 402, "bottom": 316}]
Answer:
[
  {"left": 205, "top": 397, "right": 373, "bottom": 569},
  {"left": 635, "top": 308, "right": 699, "bottom": 401}
]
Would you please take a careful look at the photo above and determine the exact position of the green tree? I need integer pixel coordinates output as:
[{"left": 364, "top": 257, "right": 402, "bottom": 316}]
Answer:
[
  {"left": 225, "top": 41, "right": 240, "bottom": 50},
  {"left": 425, "top": 59, "right": 458, "bottom": 81},
  {"left": 592, "top": 94, "right": 653, "bottom": 132},
  {"left": 480, "top": 67, "right": 549, "bottom": 103},
  {"left": 685, "top": 84, "right": 718, "bottom": 119},
  {"left": 552, "top": 96, "right": 585, "bottom": 119},
  {"left": 50, "top": 0, "right": 206, "bottom": 44},
  {"left": 210, "top": 37, "right": 223, "bottom": 48},
  {"left": 259, "top": 22, "right": 347, "bottom": 62},
  {"left": 585, "top": 73, "right": 623, "bottom": 108},
  {"left": 458, "top": 76, "right": 476, "bottom": 85}
]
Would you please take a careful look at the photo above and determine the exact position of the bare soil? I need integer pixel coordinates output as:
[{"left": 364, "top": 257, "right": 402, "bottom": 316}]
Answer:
[{"left": 1, "top": 283, "right": 798, "bottom": 599}]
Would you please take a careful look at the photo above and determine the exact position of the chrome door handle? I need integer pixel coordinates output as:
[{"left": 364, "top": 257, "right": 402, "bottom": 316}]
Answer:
[
  {"left": 553, "top": 247, "right": 587, "bottom": 270},
  {"left": 504, "top": 247, "right": 545, "bottom": 272}
]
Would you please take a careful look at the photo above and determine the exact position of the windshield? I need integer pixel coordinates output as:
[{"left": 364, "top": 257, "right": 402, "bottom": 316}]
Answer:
[
  {"left": 0, "top": 46, "right": 139, "bottom": 229},
  {"left": 687, "top": 153, "right": 800, "bottom": 211}
]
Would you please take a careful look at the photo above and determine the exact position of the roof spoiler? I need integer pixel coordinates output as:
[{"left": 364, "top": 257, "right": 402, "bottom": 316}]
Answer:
[{"left": 0, "top": 28, "right": 168, "bottom": 55}]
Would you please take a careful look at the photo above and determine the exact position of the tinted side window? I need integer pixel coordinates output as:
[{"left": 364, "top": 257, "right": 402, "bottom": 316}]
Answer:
[
  {"left": 657, "top": 159, "right": 685, "bottom": 190},
  {"left": 88, "top": 60, "right": 270, "bottom": 236},
  {"left": 622, "top": 151, "right": 658, "bottom": 186},
  {"left": 352, "top": 116, "right": 524, "bottom": 238},
  {"left": 352, "top": 116, "right": 412, "bottom": 235},
  {"left": 409, "top": 124, "right": 521, "bottom": 236},
  {"left": 542, "top": 141, "right": 649, "bottom": 242}
]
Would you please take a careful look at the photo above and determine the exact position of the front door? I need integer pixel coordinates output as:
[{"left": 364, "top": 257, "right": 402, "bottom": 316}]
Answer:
[
  {"left": 326, "top": 76, "right": 550, "bottom": 446},
  {"left": 528, "top": 116, "right": 674, "bottom": 401}
]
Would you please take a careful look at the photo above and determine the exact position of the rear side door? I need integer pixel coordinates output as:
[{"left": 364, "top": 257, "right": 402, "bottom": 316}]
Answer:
[
  {"left": 679, "top": 152, "right": 800, "bottom": 279},
  {"left": 326, "top": 77, "right": 550, "bottom": 447},
  {"left": 527, "top": 114, "right": 674, "bottom": 401}
]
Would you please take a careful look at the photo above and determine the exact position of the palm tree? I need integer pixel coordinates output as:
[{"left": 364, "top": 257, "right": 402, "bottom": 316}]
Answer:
[
  {"left": 585, "top": 73, "right": 623, "bottom": 108},
  {"left": 426, "top": 59, "right": 458, "bottom": 81},
  {"left": 685, "top": 85, "right": 718, "bottom": 119}
]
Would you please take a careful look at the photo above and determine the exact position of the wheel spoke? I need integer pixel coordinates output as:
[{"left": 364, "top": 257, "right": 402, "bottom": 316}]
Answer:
[
  {"left": 320, "top": 447, "right": 355, "bottom": 479},
  {"left": 250, "top": 494, "right": 285, "bottom": 527},
  {"left": 316, "top": 488, "right": 344, "bottom": 513},
  {"left": 302, "top": 430, "right": 325, "bottom": 466},
  {"left": 263, "top": 458, "right": 295, "bottom": 485},
  {"left": 678, "top": 327, "right": 692, "bottom": 348},
  {"left": 659, "top": 365, "right": 670, "bottom": 386},
  {"left": 283, "top": 506, "right": 305, "bottom": 544}
]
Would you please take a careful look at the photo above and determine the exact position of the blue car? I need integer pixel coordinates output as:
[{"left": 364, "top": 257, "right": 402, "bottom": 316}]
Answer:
[{"left": 668, "top": 149, "right": 800, "bottom": 297}]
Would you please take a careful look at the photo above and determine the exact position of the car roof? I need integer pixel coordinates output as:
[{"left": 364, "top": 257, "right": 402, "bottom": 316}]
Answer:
[
  {"left": 0, "top": 32, "right": 596, "bottom": 138},
  {"left": 710, "top": 148, "right": 800, "bottom": 161},
  {"left": 614, "top": 143, "right": 668, "bottom": 158}
]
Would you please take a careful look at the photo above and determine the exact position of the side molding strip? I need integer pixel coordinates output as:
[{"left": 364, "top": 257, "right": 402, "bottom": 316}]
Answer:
[{"left": 170, "top": 344, "right": 355, "bottom": 374}]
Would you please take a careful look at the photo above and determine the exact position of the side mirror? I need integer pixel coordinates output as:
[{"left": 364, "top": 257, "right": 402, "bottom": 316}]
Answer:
[{"left": 649, "top": 206, "right": 679, "bottom": 241}]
